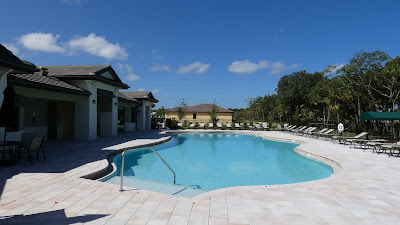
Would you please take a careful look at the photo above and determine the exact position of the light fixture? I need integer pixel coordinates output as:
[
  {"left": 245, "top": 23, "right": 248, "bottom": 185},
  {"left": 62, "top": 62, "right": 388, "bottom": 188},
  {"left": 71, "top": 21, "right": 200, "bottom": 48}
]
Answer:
[
  {"left": 93, "top": 99, "right": 96, "bottom": 104},
  {"left": 114, "top": 102, "right": 117, "bottom": 106}
]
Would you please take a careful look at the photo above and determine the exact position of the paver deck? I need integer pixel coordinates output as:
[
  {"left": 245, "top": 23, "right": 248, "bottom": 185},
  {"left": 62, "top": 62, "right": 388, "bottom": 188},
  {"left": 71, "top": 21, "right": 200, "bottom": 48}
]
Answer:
[{"left": 1, "top": 130, "right": 400, "bottom": 224}]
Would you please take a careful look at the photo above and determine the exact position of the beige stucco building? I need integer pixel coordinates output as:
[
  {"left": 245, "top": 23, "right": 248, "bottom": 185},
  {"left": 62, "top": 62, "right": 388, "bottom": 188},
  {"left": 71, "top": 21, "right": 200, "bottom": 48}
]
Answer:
[{"left": 165, "top": 104, "right": 233, "bottom": 123}]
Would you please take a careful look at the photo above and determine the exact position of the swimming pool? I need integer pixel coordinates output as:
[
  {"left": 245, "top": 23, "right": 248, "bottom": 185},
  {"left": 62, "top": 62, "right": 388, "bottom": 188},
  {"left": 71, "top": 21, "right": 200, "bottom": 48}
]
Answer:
[{"left": 103, "top": 133, "right": 333, "bottom": 196}]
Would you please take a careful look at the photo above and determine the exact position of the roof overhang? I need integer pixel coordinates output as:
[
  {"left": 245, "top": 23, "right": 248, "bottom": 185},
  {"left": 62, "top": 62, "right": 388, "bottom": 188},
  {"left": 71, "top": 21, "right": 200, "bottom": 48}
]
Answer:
[
  {"left": 360, "top": 111, "right": 400, "bottom": 120},
  {"left": 8, "top": 76, "right": 91, "bottom": 96}
]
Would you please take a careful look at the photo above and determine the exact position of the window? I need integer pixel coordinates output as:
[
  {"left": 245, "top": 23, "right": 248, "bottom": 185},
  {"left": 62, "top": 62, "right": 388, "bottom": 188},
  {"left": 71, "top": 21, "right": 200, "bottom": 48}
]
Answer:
[{"left": 193, "top": 113, "right": 197, "bottom": 119}]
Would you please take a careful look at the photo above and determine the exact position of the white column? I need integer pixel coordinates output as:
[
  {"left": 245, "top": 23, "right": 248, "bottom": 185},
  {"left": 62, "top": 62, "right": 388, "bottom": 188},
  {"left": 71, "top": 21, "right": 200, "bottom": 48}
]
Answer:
[
  {"left": 111, "top": 97, "right": 118, "bottom": 136},
  {"left": 137, "top": 104, "right": 145, "bottom": 131}
]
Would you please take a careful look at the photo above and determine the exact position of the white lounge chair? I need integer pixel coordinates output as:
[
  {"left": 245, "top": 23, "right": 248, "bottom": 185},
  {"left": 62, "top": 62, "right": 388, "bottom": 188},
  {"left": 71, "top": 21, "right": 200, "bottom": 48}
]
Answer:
[
  {"left": 235, "top": 123, "right": 241, "bottom": 130},
  {"left": 379, "top": 141, "right": 400, "bottom": 156},
  {"left": 208, "top": 123, "right": 213, "bottom": 129},
  {"left": 217, "top": 123, "right": 223, "bottom": 129},
  {"left": 310, "top": 128, "right": 328, "bottom": 138},
  {"left": 334, "top": 132, "right": 368, "bottom": 144},
  {"left": 199, "top": 123, "right": 205, "bottom": 129},
  {"left": 262, "top": 122, "right": 269, "bottom": 130},
  {"left": 226, "top": 123, "right": 232, "bottom": 129},
  {"left": 177, "top": 122, "right": 183, "bottom": 129},
  {"left": 189, "top": 123, "right": 195, "bottom": 129}
]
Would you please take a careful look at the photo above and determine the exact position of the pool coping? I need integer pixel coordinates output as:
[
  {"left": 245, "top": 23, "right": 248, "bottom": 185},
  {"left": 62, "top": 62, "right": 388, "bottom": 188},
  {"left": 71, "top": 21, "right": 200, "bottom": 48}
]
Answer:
[{"left": 91, "top": 129, "right": 346, "bottom": 200}]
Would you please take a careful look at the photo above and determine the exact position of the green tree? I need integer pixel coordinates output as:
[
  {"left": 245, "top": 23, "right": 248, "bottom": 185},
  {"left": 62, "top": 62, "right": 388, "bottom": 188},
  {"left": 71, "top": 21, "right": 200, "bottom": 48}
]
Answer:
[
  {"left": 154, "top": 106, "right": 166, "bottom": 117},
  {"left": 177, "top": 99, "right": 187, "bottom": 121},
  {"left": 209, "top": 100, "right": 219, "bottom": 124}
]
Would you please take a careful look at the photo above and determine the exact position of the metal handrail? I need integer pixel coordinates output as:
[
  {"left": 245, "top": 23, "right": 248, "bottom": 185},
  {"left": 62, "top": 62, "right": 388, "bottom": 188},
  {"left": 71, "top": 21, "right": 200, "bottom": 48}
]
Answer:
[{"left": 120, "top": 146, "right": 176, "bottom": 192}]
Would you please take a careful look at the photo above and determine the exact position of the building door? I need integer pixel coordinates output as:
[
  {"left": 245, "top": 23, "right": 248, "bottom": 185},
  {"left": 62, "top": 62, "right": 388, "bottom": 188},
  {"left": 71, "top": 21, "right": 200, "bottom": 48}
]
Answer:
[{"left": 47, "top": 102, "right": 57, "bottom": 139}]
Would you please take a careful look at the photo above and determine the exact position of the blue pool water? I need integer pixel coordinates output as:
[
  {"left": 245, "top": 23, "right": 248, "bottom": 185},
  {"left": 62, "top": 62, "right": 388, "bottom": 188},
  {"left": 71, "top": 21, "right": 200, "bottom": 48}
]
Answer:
[{"left": 104, "top": 133, "right": 333, "bottom": 193}]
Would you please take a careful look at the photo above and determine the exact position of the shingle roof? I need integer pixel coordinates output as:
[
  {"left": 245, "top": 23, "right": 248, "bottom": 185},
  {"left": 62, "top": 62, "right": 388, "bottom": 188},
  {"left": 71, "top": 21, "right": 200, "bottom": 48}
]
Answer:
[
  {"left": 0, "top": 44, "right": 38, "bottom": 73},
  {"left": 118, "top": 92, "right": 140, "bottom": 103},
  {"left": 166, "top": 104, "right": 233, "bottom": 113},
  {"left": 43, "top": 65, "right": 111, "bottom": 76},
  {"left": 121, "top": 91, "right": 159, "bottom": 103},
  {"left": 36, "top": 65, "right": 129, "bottom": 89},
  {"left": 8, "top": 73, "right": 90, "bottom": 96}
]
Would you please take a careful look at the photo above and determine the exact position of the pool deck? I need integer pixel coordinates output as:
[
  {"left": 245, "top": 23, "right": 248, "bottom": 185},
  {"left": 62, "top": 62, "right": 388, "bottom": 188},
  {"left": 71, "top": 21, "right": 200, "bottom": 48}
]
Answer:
[{"left": 1, "top": 130, "right": 400, "bottom": 224}]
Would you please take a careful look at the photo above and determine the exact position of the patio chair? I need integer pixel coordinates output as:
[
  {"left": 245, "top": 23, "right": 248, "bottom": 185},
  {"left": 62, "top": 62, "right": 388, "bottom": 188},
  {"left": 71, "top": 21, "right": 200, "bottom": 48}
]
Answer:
[
  {"left": 378, "top": 141, "right": 400, "bottom": 156},
  {"left": 235, "top": 123, "right": 241, "bottom": 130},
  {"left": 336, "top": 132, "right": 368, "bottom": 145},
  {"left": 189, "top": 123, "right": 195, "bottom": 129},
  {"left": 262, "top": 122, "right": 269, "bottom": 131},
  {"left": 199, "top": 123, "right": 205, "bottom": 129},
  {"left": 21, "top": 136, "right": 46, "bottom": 166},
  {"left": 226, "top": 123, "right": 232, "bottom": 129},
  {"left": 292, "top": 126, "right": 307, "bottom": 134},
  {"left": 208, "top": 123, "right": 214, "bottom": 129},
  {"left": 217, "top": 123, "right": 223, "bottom": 129},
  {"left": 309, "top": 128, "right": 328, "bottom": 138},
  {"left": 318, "top": 129, "right": 335, "bottom": 140},
  {"left": 177, "top": 122, "right": 183, "bottom": 129},
  {"left": 302, "top": 127, "right": 317, "bottom": 136}
]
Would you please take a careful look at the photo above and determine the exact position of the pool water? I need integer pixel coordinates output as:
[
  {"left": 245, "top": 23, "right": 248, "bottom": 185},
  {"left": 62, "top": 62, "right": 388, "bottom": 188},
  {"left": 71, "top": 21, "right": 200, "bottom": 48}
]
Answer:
[{"left": 104, "top": 133, "right": 333, "bottom": 194}]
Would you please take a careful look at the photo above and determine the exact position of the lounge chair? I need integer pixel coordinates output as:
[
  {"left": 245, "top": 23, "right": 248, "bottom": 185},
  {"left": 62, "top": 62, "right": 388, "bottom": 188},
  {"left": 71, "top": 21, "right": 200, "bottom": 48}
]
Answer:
[
  {"left": 309, "top": 128, "right": 328, "bottom": 138},
  {"left": 363, "top": 139, "right": 388, "bottom": 152},
  {"left": 189, "top": 123, "right": 195, "bottom": 129},
  {"left": 217, "top": 123, "right": 223, "bottom": 129},
  {"left": 235, "top": 123, "right": 241, "bottom": 130},
  {"left": 285, "top": 125, "right": 295, "bottom": 132},
  {"left": 333, "top": 132, "right": 368, "bottom": 144},
  {"left": 199, "top": 123, "right": 205, "bottom": 129},
  {"left": 261, "top": 122, "right": 269, "bottom": 130},
  {"left": 302, "top": 127, "right": 317, "bottom": 136},
  {"left": 318, "top": 129, "right": 335, "bottom": 140},
  {"left": 378, "top": 141, "right": 400, "bottom": 156},
  {"left": 226, "top": 123, "right": 232, "bottom": 129},
  {"left": 21, "top": 136, "right": 46, "bottom": 166},
  {"left": 208, "top": 123, "right": 213, "bottom": 129},
  {"left": 292, "top": 126, "right": 307, "bottom": 134},
  {"left": 177, "top": 122, "right": 183, "bottom": 129}
]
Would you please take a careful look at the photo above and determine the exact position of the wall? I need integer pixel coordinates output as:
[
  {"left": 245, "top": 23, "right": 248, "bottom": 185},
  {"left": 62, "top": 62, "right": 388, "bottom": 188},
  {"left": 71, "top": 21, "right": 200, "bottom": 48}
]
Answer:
[
  {"left": 137, "top": 100, "right": 153, "bottom": 130},
  {"left": 0, "top": 68, "right": 11, "bottom": 107},
  {"left": 165, "top": 111, "right": 233, "bottom": 123}
]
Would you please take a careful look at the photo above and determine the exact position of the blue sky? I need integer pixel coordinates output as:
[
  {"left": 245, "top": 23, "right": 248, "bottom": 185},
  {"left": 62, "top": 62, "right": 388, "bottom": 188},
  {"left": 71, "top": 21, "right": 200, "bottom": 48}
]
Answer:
[{"left": 2, "top": 0, "right": 400, "bottom": 109}]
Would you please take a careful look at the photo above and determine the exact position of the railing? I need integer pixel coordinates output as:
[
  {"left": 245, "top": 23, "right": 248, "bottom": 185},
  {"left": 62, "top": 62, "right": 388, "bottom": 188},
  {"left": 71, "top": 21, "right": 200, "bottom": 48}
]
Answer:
[{"left": 120, "top": 146, "right": 176, "bottom": 192}]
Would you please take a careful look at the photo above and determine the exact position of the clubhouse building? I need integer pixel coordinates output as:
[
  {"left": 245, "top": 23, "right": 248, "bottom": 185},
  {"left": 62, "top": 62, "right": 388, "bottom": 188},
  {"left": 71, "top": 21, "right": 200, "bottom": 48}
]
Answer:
[{"left": 0, "top": 44, "right": 158, "bottom": 141}]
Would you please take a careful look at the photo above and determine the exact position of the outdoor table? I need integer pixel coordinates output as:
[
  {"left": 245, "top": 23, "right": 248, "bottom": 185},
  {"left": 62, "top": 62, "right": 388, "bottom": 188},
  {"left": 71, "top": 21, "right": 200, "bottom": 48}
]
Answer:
[{"left": 0, "top": 141, "right": 22, "bottom": 164}]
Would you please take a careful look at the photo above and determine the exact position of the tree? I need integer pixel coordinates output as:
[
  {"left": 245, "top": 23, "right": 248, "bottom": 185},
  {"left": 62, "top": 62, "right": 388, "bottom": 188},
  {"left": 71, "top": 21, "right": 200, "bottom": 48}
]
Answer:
[
  {"left": 154, "top": 106, "right": 166, "bottom": 117},
  {"left": 177, "top": 99, "right": 187, "bottom": 121},
  {"left": 209, "top": 100, "right": 219, "bottom": 124}
]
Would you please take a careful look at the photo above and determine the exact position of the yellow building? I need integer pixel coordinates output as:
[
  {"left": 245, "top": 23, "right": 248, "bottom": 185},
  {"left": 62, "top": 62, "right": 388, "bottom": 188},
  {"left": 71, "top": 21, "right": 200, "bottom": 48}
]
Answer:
[{"left": 165, "top": 104, "right": 233, "bottom": 123}]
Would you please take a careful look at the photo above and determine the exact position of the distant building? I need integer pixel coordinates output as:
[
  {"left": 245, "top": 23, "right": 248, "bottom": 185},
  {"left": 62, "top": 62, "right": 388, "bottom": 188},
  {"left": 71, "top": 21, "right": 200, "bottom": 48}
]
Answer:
[
  {"left": 0, "top": 44, "right": 158, "bottom": 141},
  {"left": 165, "top": 104, "right": 233, "bottom": 123}
]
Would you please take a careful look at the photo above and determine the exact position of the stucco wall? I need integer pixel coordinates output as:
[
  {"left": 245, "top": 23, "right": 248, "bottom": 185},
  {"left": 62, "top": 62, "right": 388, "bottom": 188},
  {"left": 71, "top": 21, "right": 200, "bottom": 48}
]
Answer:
[{"left": 165, "top": 112, "right": 232, "bottom": 123}]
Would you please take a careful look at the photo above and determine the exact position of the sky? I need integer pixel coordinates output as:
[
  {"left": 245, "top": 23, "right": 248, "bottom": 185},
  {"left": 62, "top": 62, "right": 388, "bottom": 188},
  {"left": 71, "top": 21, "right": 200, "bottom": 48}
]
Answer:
[{"left": 2, "top": 0, "right": 400, "bottom": 109}]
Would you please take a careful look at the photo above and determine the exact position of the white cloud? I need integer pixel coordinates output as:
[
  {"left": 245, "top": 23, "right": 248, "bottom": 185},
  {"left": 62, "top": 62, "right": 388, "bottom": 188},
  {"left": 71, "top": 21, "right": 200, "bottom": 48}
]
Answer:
[
  {"left": 18, "top": 32, "right": 65, "bottom": 53},
  {"left": 68, "top": 33, "right": 128, "bottom": 60},
  {"left": 176, "top": 62, "right": 210, "bottom": 74},
  {"left": 150, "top": 63, "right": 172, "bottom": 72},
  {"left": 2, "top": 43, "right": 20, "bottom": 56},
  {"left": 117, "top": 63, "right": 140, "bottom": 82},
  {"left": 227, "top": 60, "right": 270, "bottom": 75},
  {"left": 228, "top": 60, "right": 301, "bottom": 75},
  {"left": 138, "top": 88, "right": 145, "bottom": 91}
]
